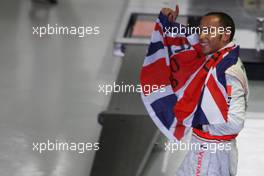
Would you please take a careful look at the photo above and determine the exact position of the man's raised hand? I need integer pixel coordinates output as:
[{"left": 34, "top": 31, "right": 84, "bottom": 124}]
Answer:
[{"left": 161, "top": 4, "right": 179, "bottom": 23}]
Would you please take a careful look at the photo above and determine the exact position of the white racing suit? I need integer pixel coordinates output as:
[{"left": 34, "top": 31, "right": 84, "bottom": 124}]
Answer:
[{"left": 176, "top": 42, "right": 249, "bottom": 176}]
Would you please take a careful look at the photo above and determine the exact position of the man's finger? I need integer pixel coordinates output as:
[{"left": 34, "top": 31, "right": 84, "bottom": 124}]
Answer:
[{"left": 175, "top": 4, "right": 179, "bottom": 19}]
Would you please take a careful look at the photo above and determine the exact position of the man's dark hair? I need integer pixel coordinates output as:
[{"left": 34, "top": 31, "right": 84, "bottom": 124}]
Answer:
[{"left": 204, "top": 12, "right": 235, "bottom": 42}]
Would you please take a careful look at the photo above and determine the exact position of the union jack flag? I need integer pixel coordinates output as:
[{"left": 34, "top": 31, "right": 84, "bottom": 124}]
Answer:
[{"left": 140, "top": 12, "right": 239, "bottom": 141}]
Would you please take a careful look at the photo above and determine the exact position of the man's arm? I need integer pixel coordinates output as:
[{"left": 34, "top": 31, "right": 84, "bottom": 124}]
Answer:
[{"left": 203, "top": 60, "right": 249, "bottom": 136}]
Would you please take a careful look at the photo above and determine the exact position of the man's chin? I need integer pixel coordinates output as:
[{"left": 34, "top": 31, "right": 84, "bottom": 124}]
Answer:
[
  {"left": 202, "top": 47, "right": 216, "bottom": 56},
  {"left": 202, "top": 49, "right": 211, "bottom": 55}
]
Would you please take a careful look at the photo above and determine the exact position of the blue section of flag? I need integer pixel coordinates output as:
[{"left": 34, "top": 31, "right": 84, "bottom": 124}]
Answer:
[
  {"left": 193, "top": 88, "right": 210, "bottom": 126},
  {"left": 193, "top": 105, "right": 210, "bottom": 126},
  {"left": 158, "top": 12, "right": 171, "bottom": 30},
  {"left": 151, "top": 94, "right": 177, "bottom": 129},
  {"left": 216, "top": 46, "right": 239, "bottom": 88},
  {"left": 146, "top": 41, "right": 164, "bottom": 57}
]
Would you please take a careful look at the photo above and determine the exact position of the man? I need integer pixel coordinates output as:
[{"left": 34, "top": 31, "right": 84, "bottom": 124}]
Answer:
[{"left": 161, "top": 5, "right": 249, "bottom": 176}]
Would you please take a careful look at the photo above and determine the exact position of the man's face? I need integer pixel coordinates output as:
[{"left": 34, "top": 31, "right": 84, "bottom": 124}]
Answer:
[{"left": 199, "top": 15, "right": 228, "bottom": 55}]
